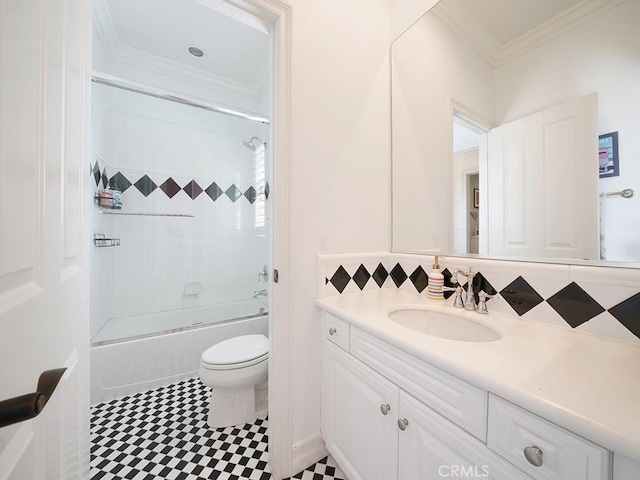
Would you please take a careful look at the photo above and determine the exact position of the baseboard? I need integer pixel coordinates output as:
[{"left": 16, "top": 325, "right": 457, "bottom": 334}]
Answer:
[{"left": 291, "top": 432, "right": 329, "bottom": 476}]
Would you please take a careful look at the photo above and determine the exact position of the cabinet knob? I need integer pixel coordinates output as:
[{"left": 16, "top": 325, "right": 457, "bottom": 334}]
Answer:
[
  {"left": 328, "top": 328, "right": 337, "bottom": 336},
  {"left": 380, "top": 404, "right": 390, "bottom": 415},
  {"left": 397, "top": 418, "right": 409, "bottom": 431},
  {"left": 523, "top": 446, "right": 544, "bottom": 467}
]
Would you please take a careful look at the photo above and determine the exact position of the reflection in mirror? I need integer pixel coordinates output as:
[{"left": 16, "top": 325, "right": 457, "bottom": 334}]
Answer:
[{"left": 391, "top": 0, "right": 640, "bottom": 264}]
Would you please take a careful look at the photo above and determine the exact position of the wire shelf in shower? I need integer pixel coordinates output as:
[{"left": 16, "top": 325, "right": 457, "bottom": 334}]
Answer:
[{"left": 97, "top": 211, "right": 195, "bottom": 218}]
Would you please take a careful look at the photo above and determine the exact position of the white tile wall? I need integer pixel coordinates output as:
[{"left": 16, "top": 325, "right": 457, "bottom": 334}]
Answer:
[{"left": 90, "top": 83, "right": 268, "bottom": 341}]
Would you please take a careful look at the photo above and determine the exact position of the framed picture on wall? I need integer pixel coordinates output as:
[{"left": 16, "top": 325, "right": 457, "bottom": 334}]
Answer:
[
  {"left": 599, "top": 131, "right": 619, "bottom": 178},
  {"left": 473, "top": 188, "right": 479, "bottom": 208}
]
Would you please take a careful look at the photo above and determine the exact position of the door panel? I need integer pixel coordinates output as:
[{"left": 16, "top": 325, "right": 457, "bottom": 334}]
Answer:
[
  {"left": 487, "top": 94, "right": 598, "bottom": 259},
  {"left": 322, "top": 341, "right": 399, "bottom": 480},
  {"left": 0, "top": 0, "right": 90, "bottom": 478}
]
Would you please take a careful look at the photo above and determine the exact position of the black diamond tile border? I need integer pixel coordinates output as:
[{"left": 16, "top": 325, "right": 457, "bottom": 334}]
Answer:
[
  {"left": 244, "top": 186, "right": 257, "bottom": 204},
  {"left": 323, "top": 262, "right": 640, "bottom": 340},
  {"left": 92, "top": 162, "right": 101, "bottom": 186},
  {"left": 372, "top": 263, "right": 388, "bottom": 287},
  {"left": 329, "top": 266, "right": 351, "bottom": 294},
  {"left": 608, "top": 292, "right": 640, "bottom": 338},
  {"left": 501, "top": 276, "right": 544, "bottom": 316},
  {"left": 205, "top": 181, "right": 224, "bottom": 201},
  {"left": 390, "top": 263, "right": 408, "bottom": 287},
  {"left": 183, "top": 180, "right": 203, "bottom": 199},
  {"left": 109, "top": 172, "right": 132, "bottom": 192},
  {"left": 226, "top": 184, "right": 242, "bottom": 202},
  {"left": 546, "top": 282, "right": 605, "bottom": 328},
  {"left": 159, "top": 177, "right": 182, "bottom": 198},
  {"left": 409, "top": 266, "right": 429, "bottom": 293},
  {"left": 134, "top": 174, "right": 157, "bottom": 197},
  {"left": 352, "top": 264, "right": 371, "bottom": 291}
]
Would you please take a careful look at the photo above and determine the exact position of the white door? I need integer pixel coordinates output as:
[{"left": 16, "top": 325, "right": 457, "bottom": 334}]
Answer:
[
  {"left": 0, "top": 0, "right": 90, "bottom": 478},
  {"left": 487, "top": 93, "right": 599, "bottom": 259},
  {"left": 322, "top": 341, "right": 399, "bottom": 480}
]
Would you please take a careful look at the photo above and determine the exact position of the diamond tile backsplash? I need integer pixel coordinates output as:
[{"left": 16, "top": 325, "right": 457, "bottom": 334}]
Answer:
[
  {"left": 318, "top": 253, "right": 640, "bottom": 343},
  {"left": 91, "top": 160, "right": 263, "bottom": 206}
]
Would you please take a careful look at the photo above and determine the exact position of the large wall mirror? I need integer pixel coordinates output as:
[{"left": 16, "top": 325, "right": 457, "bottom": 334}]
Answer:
[{"left": 391, "top": 0, "right": 640, "bottom": 266}]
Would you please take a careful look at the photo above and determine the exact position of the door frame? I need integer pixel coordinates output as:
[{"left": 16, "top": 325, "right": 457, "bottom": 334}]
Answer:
[
  {"left": 250, "top": 1, "right": 293, "bottom": 478},
  {"left": 86, "top": 0, "right": 293, "bottom": 477}
]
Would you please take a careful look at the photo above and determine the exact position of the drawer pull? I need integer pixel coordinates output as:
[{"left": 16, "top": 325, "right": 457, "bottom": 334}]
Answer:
[
  {"left": 329, "top": 328, "right": 337, "bottom": 336},
  {"left": 524, "top": 445, "right": 544, "bottom": 467},
  {"left": 380, "top": 404, "right": 390, "bottom": 415},
  {"left": 398, "top": 418, "right": 409, "bottom": 431}
]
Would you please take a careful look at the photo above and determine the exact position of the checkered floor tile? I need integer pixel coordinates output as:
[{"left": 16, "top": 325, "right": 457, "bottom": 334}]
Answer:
[{"left": 90, "top": 378, "right": 344, "bottom": 480}]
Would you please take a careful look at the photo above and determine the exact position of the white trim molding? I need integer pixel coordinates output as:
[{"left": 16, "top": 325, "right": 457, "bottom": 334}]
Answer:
[
  {"left": 291, "top": 433, "right": 329, "bottom": 476},
  {"left": 434, "top": 0, "right": 625, "bottom": 67}
]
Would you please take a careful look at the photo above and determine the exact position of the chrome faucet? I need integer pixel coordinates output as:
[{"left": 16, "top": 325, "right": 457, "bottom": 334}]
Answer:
[
  {"left": 258, "top": 265, "right": 269, "bottom": 282},
  {"left": 253, "top": 289, "right": 267, "bottom": 299},
  {"left": 443, "top": 285, "right": 465, "bottom": 308},
  {"left": 453, "top": 268, "right": 477, "bottom": 311},
  {"left": 476, "top": 291, "right": 493, "bottom": 314}
]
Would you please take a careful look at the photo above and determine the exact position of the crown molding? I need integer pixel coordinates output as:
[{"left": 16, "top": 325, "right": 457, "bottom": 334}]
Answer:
[
  {"left": 500, "top": 0, "right": 626, "bottom": 65},
  {"left": 434, "top": 0, "right": 625, "bottom": 68},
  {"left": 92, "top": 0, "right": 268, "bottom": 101}
]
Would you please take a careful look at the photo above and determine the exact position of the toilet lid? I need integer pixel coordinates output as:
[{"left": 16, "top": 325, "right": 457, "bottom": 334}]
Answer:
[{"left": 202, "top": 334, "right": 269, "bottom": 365}]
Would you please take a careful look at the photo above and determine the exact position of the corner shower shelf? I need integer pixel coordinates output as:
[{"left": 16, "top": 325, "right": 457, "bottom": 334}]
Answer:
[
  {"left": 97, "top": 211, "right": 195, "bottom": 218},
  {"left": 94, "top": 234, "right": 120, "bottom": 248},
  {"left": 94, "top": 192, "right": 122, "bottom": 210}
]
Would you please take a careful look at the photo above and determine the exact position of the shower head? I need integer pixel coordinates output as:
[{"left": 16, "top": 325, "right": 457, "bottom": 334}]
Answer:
[{"left": 243, "top": 137, "right": 265, "bottom": 151}]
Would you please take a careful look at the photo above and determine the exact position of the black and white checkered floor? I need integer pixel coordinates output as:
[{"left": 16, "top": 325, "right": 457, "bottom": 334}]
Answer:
[{"left": 90, "top": 378, "right": 345, "bottom": 480}]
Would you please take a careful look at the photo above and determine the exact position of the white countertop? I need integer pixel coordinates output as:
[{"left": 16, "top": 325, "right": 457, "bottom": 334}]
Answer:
[{"left": 316, "top": 289, "right": 640, "bottom": 462}]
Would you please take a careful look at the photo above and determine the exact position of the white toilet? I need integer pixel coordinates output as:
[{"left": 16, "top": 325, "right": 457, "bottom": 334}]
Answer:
[{"left": 199, "top": 334, "right": 269, "bottom": 428}]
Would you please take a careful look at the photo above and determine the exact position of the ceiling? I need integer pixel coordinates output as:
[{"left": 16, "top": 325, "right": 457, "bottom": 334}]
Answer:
[
  {"left": 432, "top": 0, "right": 623, "bottom": 66},
  {"left": 93, "top": 0, "right": 270, "bottom": 97}
]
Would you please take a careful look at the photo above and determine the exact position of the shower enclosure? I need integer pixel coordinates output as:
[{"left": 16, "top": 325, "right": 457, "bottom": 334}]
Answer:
[{"left": 89, "top": 80, "right": 269, "bottom": 347}]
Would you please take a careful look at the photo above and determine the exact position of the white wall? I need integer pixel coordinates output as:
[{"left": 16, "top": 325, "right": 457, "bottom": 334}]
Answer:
[
  {"left": 494, "top": 1, "right": 640, "bottom": 261},
  {"left": 286, "top": 0, "right": 392, "bottom": 446},
  {"left": 90, "top": 83, "right": 268, "bottom": 339}
]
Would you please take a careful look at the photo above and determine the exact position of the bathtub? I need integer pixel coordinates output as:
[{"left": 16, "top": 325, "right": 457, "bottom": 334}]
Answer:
[{"left": 90, "top": 300, "right": 269, "bottom": 405}]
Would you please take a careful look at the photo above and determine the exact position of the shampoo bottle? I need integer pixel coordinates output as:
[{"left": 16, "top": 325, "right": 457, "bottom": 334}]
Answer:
[{"left": 427, "top": 255, "right": 444, "bottom": 301}]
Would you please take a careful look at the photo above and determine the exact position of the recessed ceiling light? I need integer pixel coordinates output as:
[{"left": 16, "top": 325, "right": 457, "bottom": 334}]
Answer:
[{"left": 187, "top": 46, "right": 205, "bottom": 58}]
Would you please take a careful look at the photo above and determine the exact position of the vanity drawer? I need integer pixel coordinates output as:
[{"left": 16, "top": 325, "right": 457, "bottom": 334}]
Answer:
[
  {"left": 350, "top": 326, "right": 487, "bottom": 441},
  {"left": 487, "top": 395, "right": 610, "bottom": 480},
  {"left": 323, "top": 312, "right": 350, "bottom": 352}
]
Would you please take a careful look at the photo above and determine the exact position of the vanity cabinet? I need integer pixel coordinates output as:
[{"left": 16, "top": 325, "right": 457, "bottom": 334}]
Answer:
[
  {"left": 320, "top": 311, "right": 615, "bottom": 480},
  {"left": 321, "top": 313, "right": 533, "bottom": 480}
]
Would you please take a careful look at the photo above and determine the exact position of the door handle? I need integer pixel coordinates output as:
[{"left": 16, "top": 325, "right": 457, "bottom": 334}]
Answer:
[{"left": 0, "top": 368, "right": 66, "bottom": 428}]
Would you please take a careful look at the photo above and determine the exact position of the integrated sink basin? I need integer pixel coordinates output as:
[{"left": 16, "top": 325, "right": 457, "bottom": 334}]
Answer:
[{"left": 388, "top": 308, "right": 502, "bottom": 342}]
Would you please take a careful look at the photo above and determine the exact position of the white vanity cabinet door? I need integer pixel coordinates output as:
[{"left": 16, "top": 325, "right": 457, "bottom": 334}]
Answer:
[
  {"left": 487, "top": 395, "right": 610, "bottom": 480},
  {"left": 322, "top": 341, "right": 399, "bottom": 480},
  {"left": 398, "top": 391, "right": 533, "bottom": 480}
]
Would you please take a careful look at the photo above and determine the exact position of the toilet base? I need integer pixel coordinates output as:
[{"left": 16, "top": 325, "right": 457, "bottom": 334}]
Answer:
[{"left": 207, "top": 385, "right": 264, "bottom": 428}]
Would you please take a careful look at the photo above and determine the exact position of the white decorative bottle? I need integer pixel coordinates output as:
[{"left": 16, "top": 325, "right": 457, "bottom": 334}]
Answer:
[{"left": 427, "top": 255, "right": 444, "bottom": 301}]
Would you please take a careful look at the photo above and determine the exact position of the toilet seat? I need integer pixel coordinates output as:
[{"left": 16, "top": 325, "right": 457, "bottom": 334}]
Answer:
[{"left": 201, "top": 334, "right": 268, "bottom": 370}]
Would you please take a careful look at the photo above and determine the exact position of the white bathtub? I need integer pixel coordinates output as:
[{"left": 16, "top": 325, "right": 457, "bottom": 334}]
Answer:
[{"left": 90, "top": 302, "right": 268, "bottom": 405}]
